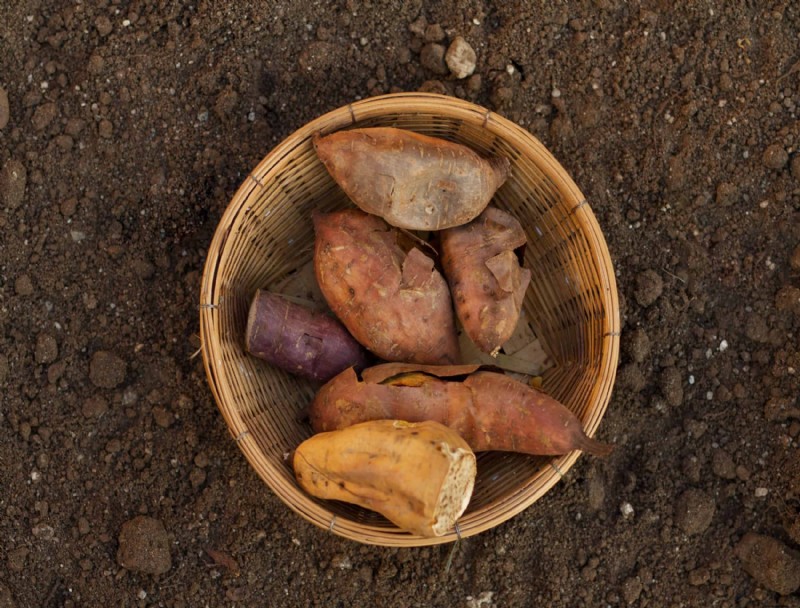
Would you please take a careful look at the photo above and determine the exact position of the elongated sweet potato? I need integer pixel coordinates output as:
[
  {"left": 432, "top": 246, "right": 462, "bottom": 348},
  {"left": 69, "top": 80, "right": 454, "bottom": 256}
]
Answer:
[
  {"left": 441, "top": 206, "right": 532, "bottom": 355},
  {"left": 313, "top": 208, "right": 460, "bottom": 365},
  {"left": 293, "top": 419, "right": 476, "bottom": 537},
  {"left": 245, "top": 290, "right": 369, "bottom": 383},
  {"left": 309, "top": 363, "right": 613, "bottom": 457},
  {"left": 314, "top": 127, "right": 510, "bottom": 231}
]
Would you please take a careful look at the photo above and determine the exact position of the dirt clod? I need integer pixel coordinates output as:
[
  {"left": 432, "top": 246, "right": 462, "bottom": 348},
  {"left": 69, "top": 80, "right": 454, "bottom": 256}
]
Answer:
[
  {"left": 0, "top": 582, "right": 15, "bottom": 608},
  {"left": 89, "top": 351, "right": 127, "bottom": 389},
  {"left": 634, "top": 270, "right": 663, "bottom": 307},
  {"left": 763, "top": 144, "right": 789, "bottom": 170},
  {"left": 1, "top": 160, "right": 27, "bottom": 210},
  {"left": 735, "top": 533, "right": 800, "bottom": 595},
  {"left": 420, "top": 43, "right": 449, "bottom": 75},
  {"left": 117, "top": 516, "right": 172, "bottom": 575},
  {"left": 674, "top": 488, "right": 715, "bottom": 535},
  {"left": 0, "top": 87, "right": 9, "bottom": 130}
]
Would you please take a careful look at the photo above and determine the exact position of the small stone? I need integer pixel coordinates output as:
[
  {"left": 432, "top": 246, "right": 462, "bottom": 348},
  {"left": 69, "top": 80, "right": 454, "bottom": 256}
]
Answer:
[
  {"left": 616, "top": 363, "right": 646, "bottom": 393},
  {"left": 14, "top": 274, "right": 33, "bottom": 296},
  {"left": 98, "top": 119, "right": 113, "bottom": 139},
  {"left": 445, "top": 36, "right": 477, "bottom": 79},
  {"left": 660, "top": 366, "right": 684, "bottom": 407},
  {"left": 424, "top": 24, "right": 445, "bottom": 42},
  {"left": 0, "top": 87, "right": 9, "bottom": 130},
  {"left": 331, "top": 554, "right": 353, "bottom": 570},
  {"left": 420, "top": 43, "right": 448, "bottom": 75},
  {"left": 791, "top": 156, "right": 800, "bottom": 180},
  {"left": 621, "top": 576, "right": 642, "bottom": 604},
  {"left": 775, "top": 286, "right": 800, "bottom": 315},
  {"left": 31, "top": 102, "right": 57, "bottom": 131},
  {"left": 189, "top": 467, "right": 206, "bottom": 488},
  {"left": 688, "top": 567, "right": 710, "bottom": 586},
  {"left": 634, "top": 269, "right": 663, "bottom": 307},
  {"left": 674, "top": 488, "right": 715, "bottom": 535},
  {"left": 408, "top": 15, "right": 427, "bottom": 37},
  {"left": 152, "top": 406, "right": 173, "bottom": 428},
  {"left": 735, "top": 533, "right": 800, "bottom": 595},
  {"left": 82, "top": 395, "right": 108, "bottom": 418},
  {"left": 763, "top": 144, "right": 789, "bottom": 170},
  {"left": 95, "top": 15, "right": 113, "bottom": 37},
  {"left": 0, "top": 581, "right": 16, "bottom": 608},
  {"left": 790, "top": 244, "right": 800, "bottom": 271},
  {"left": 35, "top": 333, "right": 58, "bottom": 365},
  {"left": 0, "top": 354, "right": 8, "bottom": 385},
  {"left": 1, "top": 159, "right": 27, "bottom": 210},
  {"left": 711, "top": 448, "right": 737, "bottom": 479},
  {"left": 89, "top": 351, "right": 127, "bottom": 389},
  {"left": 117, "top": 516, "right": 172, "bottom": 575},
  {"left": 715, "top": 181, "right": 738, "bottom": 206},
  {"left": 623, "top": 328, "right": 651, "bottom": 363}
]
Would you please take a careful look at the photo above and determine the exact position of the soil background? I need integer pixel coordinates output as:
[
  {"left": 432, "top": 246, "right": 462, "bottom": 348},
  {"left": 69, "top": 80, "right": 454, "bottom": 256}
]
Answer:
[{"left": 2, "top": 1, "right": 800, "bottom": 607}]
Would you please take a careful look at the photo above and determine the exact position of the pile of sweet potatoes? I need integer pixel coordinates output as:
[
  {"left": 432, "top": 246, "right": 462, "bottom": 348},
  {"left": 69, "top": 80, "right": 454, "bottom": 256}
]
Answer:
[{"left": 243, "top": 127, "right": 611, "bottom": 537}]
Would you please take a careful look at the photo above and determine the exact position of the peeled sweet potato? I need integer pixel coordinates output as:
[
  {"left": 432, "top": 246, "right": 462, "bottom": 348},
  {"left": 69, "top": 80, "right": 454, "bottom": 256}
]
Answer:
[
  {"left": 309, "top": 362, "right": 613, "bottom": 457},
  {"left": 245, "top": 290, "right": 369, "bottom": 383},
  {"left": 293, "top": 419, "right": 476, "bottom": 537},
  {"left": 441, "top": 206, "right": 532, "bottom": 355},
  {"left": 313, "top": 127, "right": 510, "bottom": 231},
  {"left": 313, "top": 208, "right": 459, "bottom": 365}
]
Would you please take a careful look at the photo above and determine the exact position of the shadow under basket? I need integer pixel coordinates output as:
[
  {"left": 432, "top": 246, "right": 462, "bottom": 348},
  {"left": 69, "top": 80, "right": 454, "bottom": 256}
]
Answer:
[{"left": 199, "top": 93, "right": 620, "bottom": 547}]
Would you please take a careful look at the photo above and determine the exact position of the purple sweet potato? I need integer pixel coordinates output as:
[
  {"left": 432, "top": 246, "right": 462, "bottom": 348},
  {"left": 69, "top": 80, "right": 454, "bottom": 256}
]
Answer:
[
  {"left": 309, "top": 362, "right": 613, "bottom": 457},
  {"left": 441, "top": 206, "right": 532, "bottom": 355},
  {"left": 313, "top": 127, "right": 510, "bottom": 231},
  {"left": 245, "top": 289, "right": 369, "bottom": 383},
  {"left": 313, "top": 208, "right": 460, "bottom": 365}
]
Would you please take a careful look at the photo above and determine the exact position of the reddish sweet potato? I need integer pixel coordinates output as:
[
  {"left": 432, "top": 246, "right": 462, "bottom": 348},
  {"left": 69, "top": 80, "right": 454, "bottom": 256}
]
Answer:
[
  {"left": 441, "top": 206, "right": 532, "bottom": 355},
  {"left": 313, "top": 127, "right": 510, "bottom": 231},
  {"left": 245, "top": 290, "right": 369, "bottom": 383},
  {"left": 309, "top": 362, "right": 613, "bottom": 457},
  {"left": 313, "top": 208, "right": 460, "bottom": 365}
]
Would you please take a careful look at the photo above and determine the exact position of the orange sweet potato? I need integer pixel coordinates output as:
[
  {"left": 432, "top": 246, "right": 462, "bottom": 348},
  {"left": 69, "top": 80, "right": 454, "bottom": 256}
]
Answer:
[
  {"left": 309, "top": 362, "right": 613, "bottom": 457},
  {"left": 293, "top": 419, "right": 476, "bottom": 537},
  {"left": 313, "top": 208, "right": 460, "bottom": 365},
  {"left": 441, "top": 206, "right": 532, "bottom": 355},
  {"left": 314, "top": 127, "right": 510, "bottom": 231}
]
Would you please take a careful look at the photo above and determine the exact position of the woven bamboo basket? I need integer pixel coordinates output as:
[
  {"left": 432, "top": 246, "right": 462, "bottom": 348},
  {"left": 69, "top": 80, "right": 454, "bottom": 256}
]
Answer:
[{"left": 199, "top": 93, "right": 620, "bottom": 547}]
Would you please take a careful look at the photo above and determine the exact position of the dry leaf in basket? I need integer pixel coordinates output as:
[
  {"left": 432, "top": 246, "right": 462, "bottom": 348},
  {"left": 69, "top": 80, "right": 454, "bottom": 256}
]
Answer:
[
  {"left": 441, "top": 206, "right": 532, "bottom": 356},
  {"left": 245, "top": 290, "right": 370, "bottom": 383},
  {"left": 313, "top": 208, "right": 459, "bottom": 365},
  {"left": 308, "top": 363, "right": 613, "bottom": 458},
  {"left": 313, "top": 127, "right": 510, "bottom": 231},
  {"left": 293, "top": 419, "right": 476, "bottom": 537}
]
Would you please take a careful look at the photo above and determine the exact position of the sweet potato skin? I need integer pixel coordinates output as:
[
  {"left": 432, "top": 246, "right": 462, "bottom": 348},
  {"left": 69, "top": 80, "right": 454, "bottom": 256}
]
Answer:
[
  {"left": 293, "top": 419, "right": 476, "bottom": 537},
  {"left": 309, "top": 363, "right": 612, "bottom": 457},
  {"left": 314, "top": 127, "right": 511, "bottom": 231},
  {"left": 245, "top": 290, "right": 369, "bottom": 383},
  {"left": 313, "top": 208, "right": 460, "bottom": 365},
  {"left": 441, "top": 206, "right": 532, "bottom": 355}
]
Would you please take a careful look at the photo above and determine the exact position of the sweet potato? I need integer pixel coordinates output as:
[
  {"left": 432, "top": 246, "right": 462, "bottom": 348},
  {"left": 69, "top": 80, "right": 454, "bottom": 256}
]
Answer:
[
  {"left": 293, "top": 419, "right": 476, "bottom": 537},
  {"left": 309, "top": 363, "right": 613, "bottom": 457},
  {"left": 313, "top": 208, "right": 460, "bottom": 365},
  {"left": 441, "top": 206, "right": 532, "bottom": 355},
  {"left": 245, "top": 290, "right": 370, "bottom": 383},
  {"left": 313, "top": 127, "right": 511, "bottom": 231}
]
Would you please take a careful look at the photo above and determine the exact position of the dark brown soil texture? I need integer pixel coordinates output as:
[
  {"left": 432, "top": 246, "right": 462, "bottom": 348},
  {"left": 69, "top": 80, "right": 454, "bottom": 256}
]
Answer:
[{"left": 2, "top": 2, "right": 800, "bottom": 607}]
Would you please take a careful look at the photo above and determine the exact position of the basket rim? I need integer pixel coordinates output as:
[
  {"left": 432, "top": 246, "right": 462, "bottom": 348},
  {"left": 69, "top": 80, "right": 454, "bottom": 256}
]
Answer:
[{"left": 199, "top": 92, "right": 620, "bottom": 547}]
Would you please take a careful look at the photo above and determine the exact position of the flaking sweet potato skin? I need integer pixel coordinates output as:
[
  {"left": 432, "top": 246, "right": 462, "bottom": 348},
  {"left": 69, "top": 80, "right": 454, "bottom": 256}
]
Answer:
[
  {"left": 441, "top": 207, "right": 532, "bottom": 355},
  {"left": 313, "top": 208, "right": 460, "bottom": 365},
  {"left": 309, "top": 362, "right": 612, "bottom": 457},
  {"left": 314, "top": 127, "right": 511, "bottom": 231}
]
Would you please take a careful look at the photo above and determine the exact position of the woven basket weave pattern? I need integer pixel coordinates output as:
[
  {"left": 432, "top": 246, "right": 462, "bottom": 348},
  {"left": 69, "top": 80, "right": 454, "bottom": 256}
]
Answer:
[{"left": 200, "top": 93, "right": 619, "bottom": 546}]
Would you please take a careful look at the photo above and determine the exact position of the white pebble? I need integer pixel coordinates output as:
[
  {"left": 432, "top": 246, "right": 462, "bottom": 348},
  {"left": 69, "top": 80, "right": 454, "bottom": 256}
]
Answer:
[
  {"left": 719, "top": 339, "right": 729, "bottom": 352},
  {"left": 755, "top": 487, "right": 769, "bottom": 497},
  {"left": 706, "top": 391, "right": 714, "bottom": 401},
  {"left": 620, "top": 502, "right": 634, "bottom": 518},
  {"left": 688, "top": 375, "right": 695, "bottom": 385}
]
